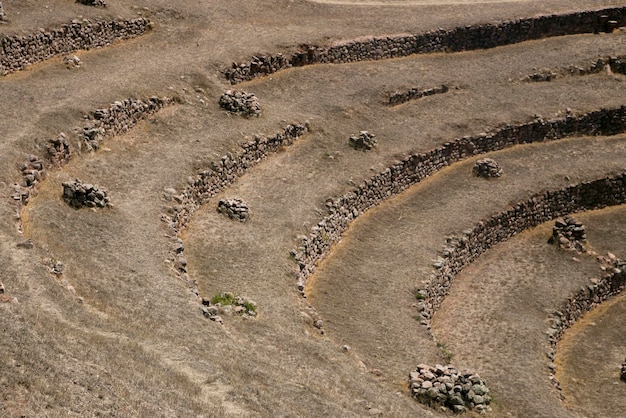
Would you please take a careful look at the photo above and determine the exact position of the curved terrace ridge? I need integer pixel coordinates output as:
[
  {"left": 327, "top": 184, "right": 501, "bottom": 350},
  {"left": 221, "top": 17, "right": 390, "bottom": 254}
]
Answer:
[
  {"left": 225, "top": 5, "right": 626, "bottom": 83},
  {"left": 291, "top": 106, "right": 626, "bottom": 298}
]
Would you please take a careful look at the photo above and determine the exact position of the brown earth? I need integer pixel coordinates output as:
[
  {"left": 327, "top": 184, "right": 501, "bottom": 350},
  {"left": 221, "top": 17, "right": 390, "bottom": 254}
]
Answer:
[{"left": 2, "top": 1, "right": 626, "bottom": 417}]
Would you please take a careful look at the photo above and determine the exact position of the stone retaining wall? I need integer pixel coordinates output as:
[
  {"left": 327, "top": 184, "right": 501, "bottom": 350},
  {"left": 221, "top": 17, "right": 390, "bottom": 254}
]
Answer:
[
  {"left": 160, "top": 123, "right": 309, "bottom": 290},
  {"left": 524, "top": 54, "right": 626, "bottom": 82},
  {"left": 225, "top": 6, "right": 626, "bottom": 83},
  {"left": 292, "top": 106, "right": 626, "bottom": 297},
  {"left": 1, "top": 17, "right": 152, "bottom": 75},
  {"left": 388, "top": 84, "right": 449, "bottom": 106}
]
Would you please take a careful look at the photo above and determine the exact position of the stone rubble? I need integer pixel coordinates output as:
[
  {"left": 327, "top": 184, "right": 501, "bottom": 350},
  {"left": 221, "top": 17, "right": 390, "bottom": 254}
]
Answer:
[
  {"left": 225, "top": 6, "right": 626, "bottom": 83},
  {"left": 62, "top": 179, "right": 111, "bottom": 209},
  {"left": 76, "top": 0, "right": 107, "bottom": 7},
  {"left": 547, "top": 215, "right": 586, "bottom": 252},
  {"left": 1, "top": 18, "right": 152, "bottom": 75},
  {"left": 219, "top": 90, "right": 261, "bottom": 117},
  {"left": 200, "top": 292, "right": 258, "bottom": 323},
  {"left": 349, "top": 131, "right": 377, "bottom": 151},
  {"left": 63, "top": 55, "right": 83, "bottom": 68},
  {"left": 47, "top": 133, "right": 72, "bottom": 166},
  {"left": 389, "top": 84, "right": 449, "bottom": 106},
  {"left": 217, "top": 198, "right": 250, "bottom": 222},
  {"left": 472, "top": 158, "right": 502, "bottom": 178},
  {"left": 0, "top": 2, "right": 7, "bottom": 23},
  {"left": 621, "top": 358, "right": 626, "bottom": 382},
  {"left": 409, "top": 364, "right": 492, "bottom": 414}
]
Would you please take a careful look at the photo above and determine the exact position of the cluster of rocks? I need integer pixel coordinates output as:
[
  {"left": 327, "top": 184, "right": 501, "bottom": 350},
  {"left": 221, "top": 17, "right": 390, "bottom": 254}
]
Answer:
[
  {"left": 62, "top": 179, "right": 110, "bottom": 209},
  {"left": 389, "top": 84, "right": 449, "bottom": 106},
  {"left": 1, "top": 18, "right": 152, "bottom": 75},
  {"left": 217, "top": 198, "right": 250, "bottom": 222},
  {"left": 82, "top": 96, "right": 172, "bottom": 150},
  {"left": 219, "top": 90, "right": 261, "bottom": 117},
  {"left": 0, "top": 2, "right": 7, "bottom": 23},
  {"left": 225, "top": 6, "right": 626, "bottom": 83},
  {"left": 0, "top": 281, "right": 18, "bottom": 304},
  {"left": 76, "top": 0, "right": 107, "bottom": 7},
  {"left": 524, "top": 55, "right": 626, "bottom": 82},
  {"left": 201, "top": 292, "right": 258, "bottom": 324},
  {"left": 621, "top": 359, "right": 626, "bottom": 382},
  {"left": 63, "top": 55, "right": 83, "bottom": 68},
  {"left": 349, "top": 131, "right": 377, "bottom": 151},
  {"left": 472, "top": 158, "right": 503, "bottom": 178},
  {"left": 410, "top": 364, "right": 492, "bottom": 414},
  {"left": 547, "top": 216, "right": 586, "bottom": 252},
  {"left": 19, "top": 155, "right": 45, "bottom": 190},
  {"left": 46, "top": 133, "right": 72, "bottom": 166},
  {"left": 292, "top": 107, "right": 626, "bottom": 299}
]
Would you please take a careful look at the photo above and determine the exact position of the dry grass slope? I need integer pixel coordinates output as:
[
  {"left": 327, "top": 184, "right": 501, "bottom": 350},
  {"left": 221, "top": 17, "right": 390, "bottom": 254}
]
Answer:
[{"left": 2, "top": 1, "right": 626, "bottom": 417}]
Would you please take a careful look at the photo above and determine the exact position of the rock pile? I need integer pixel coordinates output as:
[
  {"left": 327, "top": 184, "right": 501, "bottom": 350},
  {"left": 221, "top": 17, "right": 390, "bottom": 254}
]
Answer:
[
  {"left": 217, "top": 198, "right": 249, "bottom": 222},
  {"left": 63, "top": 55, "right": 82, "bottom": 68},
  {"left": 219, "top": 90, "right": 261, "bottom": 117},
  {"left": 621, "top": 359, "right": 626, "bottom": 382},
  {"left": 76, "top": 0, "right": 107, "bottom": 6},
  {"left": 62, "top": 179, "right": 110, "bottom": 209},
  {"left": 472, "top": 158, "right": 503, "bottom": 178},
  {"left": 349, "top": 131, "right": 377, "bottom": 151},
  {"left": 548, "top": 216, "right": 586, "bottom": 252},
  {"left": 20, "top": 155, "right": 45, "bottom": 189},
  {"left": 46, "top": 133, "right": 72, "bottom": 166},
  {"left": 0, "top": 2, "right": 7, "bottom": 23},
  {"left": 0, "top": 18, "right": 152, "bottom": 75},
  {"left": 410, "top": 364, "right": 492, "bottom": 414},
  {"left": 524, "top": 55, "right": 626, "bottom": 82},
  {"left": 389, "top": 84, "right": 449, "bottom": 106},
  {"left": 201, "top": 292, "right": 258, "bottom": 324},
  {"left": 225, "top": 6, "right": 626, "bottom": 83}
]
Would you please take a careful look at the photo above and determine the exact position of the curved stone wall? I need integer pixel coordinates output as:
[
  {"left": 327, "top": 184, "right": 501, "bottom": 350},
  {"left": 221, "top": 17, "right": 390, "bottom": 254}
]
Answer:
[
  {"left": 225, "top": 6, "right": 626, "bottom": 83},
  {"left": 292, "top": 106, "right": 626, "bottom": 297},
  {"left": 524, "top": 54, "right": 626, "bottom": 82},
  {"left": 0, "top": 17, "right": 152, "bottom": 75}
]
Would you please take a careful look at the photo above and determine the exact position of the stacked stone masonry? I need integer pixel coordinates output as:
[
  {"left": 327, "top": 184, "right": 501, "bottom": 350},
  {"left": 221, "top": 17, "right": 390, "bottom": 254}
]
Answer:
[
  {"left": 349, "top": 131, "right": 377, "bottom": 151},
  {"left": 225, "top": 6, "right": 626, "bottom": 83},
  {"left": 547, "top": 215, "right": 587, "bottom": 252},
  {"left": 292, "top": 106, "right": 626, "bottom": 298},
  {"left": 62, "top": 179, "right": 110, "bottom": 209},
  {"left": 217, "top": 198, "right": 250, "bottom": 222},
  {"left": 472, "top": 158, "right": 502, "bottom": 178},
  {"left": 389, "top": 85, "right": 449, "bottom": 106},
  {"left": 82, "top": 96, "right": 173, "bottom": 151},
  {"left": 219, "top": 90, "right": 261, "bottom": 117},
  {"left": 525, "top": 54, "right": 626, "bottom": 82},
  {"left": 0, "top": 17, "right": 152, "bottom": 75},
  {"left": 161, "top": 123, "right": 309, "bottom": 238}
]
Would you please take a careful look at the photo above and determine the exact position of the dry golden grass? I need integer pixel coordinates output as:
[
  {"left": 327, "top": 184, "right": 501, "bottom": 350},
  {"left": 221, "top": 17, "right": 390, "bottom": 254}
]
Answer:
[{"left": 2, "top": 1, "right": 626, "bottom": 416}]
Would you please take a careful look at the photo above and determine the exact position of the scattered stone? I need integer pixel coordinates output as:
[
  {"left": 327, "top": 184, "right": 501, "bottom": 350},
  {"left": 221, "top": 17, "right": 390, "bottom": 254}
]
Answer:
[
  {"left": 47, "top": 133, "right": 72, "bottom": 166},
  {"left": 47, "top": 259, "right": 65, "bottom": 275},
  {"left": 219, "top": 90, "right": 261, "bottom": 117},
  {"left": 0, "top": 282, "right": 4, "bottom": 294},
  {"left": 0, "top": 2, "right": 7, "bottom": 23},
  {"left": 202, "top": 292, "right": 257, "bottom": 322},
  {"left": 20, "top": 155, "right": 45, "bottom": 188},
  {"left": 349, "top": 131, "right": 377, "bottom": 151},
  {"left": 63, "top": 55, "right": 83, "bottom": 68},
  {"left": 621, "top": 358, "right": 626, "bottom": 382},
  {"left": 389, "top": 84, "right": 450, "bottom": 106},
  {"left": 76, "top": 0, "right": 107, "bottom": 7},
  {"left": 16, "top": 240, "right": 34, "bottom": 249},
  {"left": 472, "top": 158, "right": 502, "bottom": 178},
  {"left": 62, "top": 179, "right": 111, "bottom": 209},
  {"left": 410, "top": 364, "right": 492, "bottom": 413},
  {"left": 548, "top": 215, "right": 586, "bottom": 252},
  {"left": 217, "top": 198, "right": 249, "bottom": 222}
]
